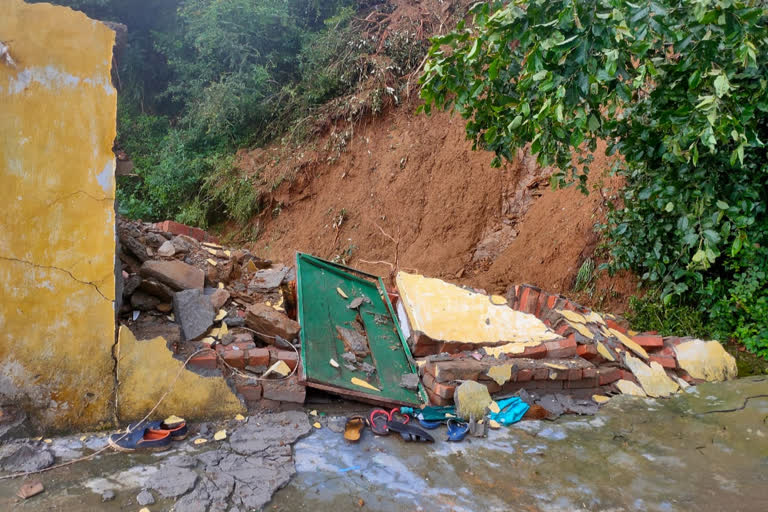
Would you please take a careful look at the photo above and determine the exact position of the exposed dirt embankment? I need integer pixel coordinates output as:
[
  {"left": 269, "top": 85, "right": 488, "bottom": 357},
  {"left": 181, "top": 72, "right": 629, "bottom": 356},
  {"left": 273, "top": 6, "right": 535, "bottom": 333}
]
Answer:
[{"left": 234, "top": 100, "right": 637, "bottom": 313}]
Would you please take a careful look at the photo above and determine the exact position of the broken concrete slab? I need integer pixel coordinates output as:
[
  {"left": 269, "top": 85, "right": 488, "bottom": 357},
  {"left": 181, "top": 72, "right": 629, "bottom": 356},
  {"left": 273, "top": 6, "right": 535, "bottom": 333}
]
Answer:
[
  {"left": 245, "top": 303, "right": 300, "bottom": 342},
  {"left": 173, "top": 289, "right": 215, "bottom": 340},
  {"left": 147, "top": 465, "right": 198, "bottom": 498},
  {"left": 141, "top": 260, "right": 205, "bottom": 291},
  {"left": 396, "top": 272, "right": 560, "bottom": 356},
  {"left": 674, "top": 339, "right": 737, "bottom": 382}
]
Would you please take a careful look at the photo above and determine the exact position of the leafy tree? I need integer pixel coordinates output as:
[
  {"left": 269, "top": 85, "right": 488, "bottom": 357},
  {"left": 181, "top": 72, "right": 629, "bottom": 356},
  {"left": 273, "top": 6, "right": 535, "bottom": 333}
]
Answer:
[{"left": 420, "top": 0, "right": 768, "bottom": 355}]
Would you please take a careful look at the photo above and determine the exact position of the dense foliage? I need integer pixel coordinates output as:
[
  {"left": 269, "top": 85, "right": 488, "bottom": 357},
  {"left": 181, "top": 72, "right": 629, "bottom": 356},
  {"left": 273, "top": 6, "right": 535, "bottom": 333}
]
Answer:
[
  {"left": 39, "top": 0, "right": 361, "bottom": 225},
  {"left": 420, "top": 0, "right": 768, "bottom": 355}
]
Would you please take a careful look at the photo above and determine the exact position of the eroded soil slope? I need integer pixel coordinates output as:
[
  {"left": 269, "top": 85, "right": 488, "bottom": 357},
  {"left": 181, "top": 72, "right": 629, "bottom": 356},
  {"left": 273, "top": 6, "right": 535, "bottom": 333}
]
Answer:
[{"left": 238, "top": 104, "right": 636, "bottom": 312}]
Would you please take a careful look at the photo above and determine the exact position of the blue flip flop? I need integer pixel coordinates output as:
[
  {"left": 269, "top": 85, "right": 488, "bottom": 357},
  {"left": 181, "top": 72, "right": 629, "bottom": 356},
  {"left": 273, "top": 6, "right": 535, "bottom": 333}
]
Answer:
[
  {"left": 108, "top": 421, "right": 172, "bottom": 452},
  {"left": 446, "top": 419, "right": 469, "bottom": 442},
  {"left": 418, "top": 418, "right": 442, "bottom": 430}
]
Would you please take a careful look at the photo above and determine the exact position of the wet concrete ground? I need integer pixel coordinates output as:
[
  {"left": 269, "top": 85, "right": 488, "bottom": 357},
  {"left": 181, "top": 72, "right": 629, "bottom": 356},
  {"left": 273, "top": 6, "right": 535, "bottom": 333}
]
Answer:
[{"left": 1, "top": 376, "right": 766, "bottom": 511}]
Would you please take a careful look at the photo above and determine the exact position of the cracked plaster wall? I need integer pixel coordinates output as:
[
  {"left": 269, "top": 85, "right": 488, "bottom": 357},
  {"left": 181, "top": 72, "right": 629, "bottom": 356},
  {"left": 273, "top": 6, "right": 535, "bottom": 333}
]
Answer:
[{"left": 0, "top": 0, "right": 117, "bottom": 431}]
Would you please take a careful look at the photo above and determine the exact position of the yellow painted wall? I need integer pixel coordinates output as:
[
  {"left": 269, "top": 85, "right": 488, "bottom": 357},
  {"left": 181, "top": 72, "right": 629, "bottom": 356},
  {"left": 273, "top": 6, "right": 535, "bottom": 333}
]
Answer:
[
  {"left": 0, "top": 0, "right": 117, "bottom": 431},
  {"left": 116, "top": 327, "right": 246, "bottom": 422}
]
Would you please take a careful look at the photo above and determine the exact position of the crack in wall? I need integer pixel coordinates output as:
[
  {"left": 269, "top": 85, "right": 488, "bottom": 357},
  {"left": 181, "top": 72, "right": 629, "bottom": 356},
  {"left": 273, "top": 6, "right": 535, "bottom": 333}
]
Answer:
[
  {"left": 0, "top": 255, "right": 111, "bottom": 301},
  {"left": 45, "top": 190, "right": 114, "bottom": 208}
]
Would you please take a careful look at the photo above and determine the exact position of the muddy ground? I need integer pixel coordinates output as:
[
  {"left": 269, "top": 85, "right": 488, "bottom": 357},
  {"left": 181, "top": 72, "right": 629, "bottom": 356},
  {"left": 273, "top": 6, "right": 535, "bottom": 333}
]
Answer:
[{"left": 1, "top": 377, "right": 766, "bottom": 511}]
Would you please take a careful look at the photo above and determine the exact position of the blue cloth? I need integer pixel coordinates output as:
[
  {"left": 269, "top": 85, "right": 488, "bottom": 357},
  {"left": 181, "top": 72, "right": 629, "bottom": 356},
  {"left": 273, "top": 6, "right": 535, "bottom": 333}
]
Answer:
[{"left": 488, "top": 397, "right": 529, "bottom": 426}]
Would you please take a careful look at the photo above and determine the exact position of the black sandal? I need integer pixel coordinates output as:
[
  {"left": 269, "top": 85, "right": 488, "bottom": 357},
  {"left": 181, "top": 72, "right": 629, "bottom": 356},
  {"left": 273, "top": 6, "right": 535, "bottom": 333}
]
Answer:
[{"left": 386, "top": 420, "right": 435, "bottom": 442}]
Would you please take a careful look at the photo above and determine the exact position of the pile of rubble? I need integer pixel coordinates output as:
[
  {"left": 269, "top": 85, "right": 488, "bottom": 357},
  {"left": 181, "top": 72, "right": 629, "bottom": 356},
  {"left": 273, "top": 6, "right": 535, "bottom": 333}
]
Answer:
[
  {"left": 117, "top": 218, "right": 305, "bottom": 410},
  {"left": 396, "top": 274, "right": 738, "bottom": 407},
  {"left": 118, "top": 216, "right": 738, "bottom": 417}
]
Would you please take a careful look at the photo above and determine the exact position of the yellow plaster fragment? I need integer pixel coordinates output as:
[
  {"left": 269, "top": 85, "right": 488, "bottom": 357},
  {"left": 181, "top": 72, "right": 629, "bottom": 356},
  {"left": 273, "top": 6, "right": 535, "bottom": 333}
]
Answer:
[
  {"left": 396, "top": 272, "right": 559, "bottom": 346},
  {"left": 200, "top": 337, "right": 215, "bottom": 345},
  {"left": 336, "top": 287, "right": 348, "bottom": 299},
  {"left": 220, "top": 323, "right": 229, "bottom": 336},
  {"left": 488, "top": 401, "right": 501, "bottom": 414},
  {"left": 246, "top": 260, "right": 258, "bottom": 273},
  {"left": 557, "top": 309, "right": 587, "bottom": 324},
  {"left": 263, "top": 361, "right": 291, "bottom": 378},
  {"left": 163, "top": 415, "right": 185, "bottom": 426},
  {"left": 234, "top": 414, "right": 245, "bottom": 421},
  {"left": 215, "top": 309, "right": 227, "bottom": 321},
  {"left": 489, "top": 419, "right": 502, "bottom": 429},
  {"left": 116, "top": 326, "right": 245, "bottom": 421},
  {"left": 213, "top": 430, "right": 227, "bottom": 441},
  {"left": 224, "top": 250, "right": 231, "bottom": 258},
  {"left": 194, "top": 438, "right": 207, "bottom": 445},
  {"left": 329, "top": 358, "right": 339, "bottom": 368},
  {"left": 674, "top": 339, "right": 737, "bottom": 382},
  {"left": 592, "top": 395, "right": 610, "bottom": 404},
  {"left": 584, "top": 311, "right": 606, "bottom": 325},
  {"left": 203, "top": 242, "right": 223, "bottom": 249},
  {"left": 140, "top": 508, "right": 151, "bottom": 512},
  {"left": 609, "top": 328, "right": 649, "bottom": 359},
  {"left": 205, "top": 247, "right": 219, "bottom": 256},
  {"left": 351, "top": 377, "right": 380, "bottom": 392},
  {"left": 623, "top": 355, "right": 679, "bottom": 398},
  {"left": 43, "top": 439, "right": 52, "bottom": 444},
  {"left": 207, "top": 258, "right": 218, "bottom": 267},
  {"left": 567, "top": 320, "right": 595, "bottom": 339},
  {"left": 490, "top": 295, "right": 507, "bottom": 305},
  {"left": 544, "top": 363, "right": 568, "bottom": 370},
  {"left": 487, "top": 365, "right": 512, "bottom": 385},
  {"left": 628, "top": 330, "right": 639, "bottom": 336},
  {"left": 79, "top": 436, "right": 86, "bottom": 441},
  {"left": 218, "top": 282, "right": 224, "bottom": 289},
  {"left": 313, "top": 422, "right": 322, "bottom": 429},
  {"left": 309, "top": 410, "right": 318, "bottom": 416},
  {"left": 168, "top": 314, "right": 175, "bottom": 322},
  {"left": 615, "top": 379, "right": 646, "bottom": 397},
  {"left": 484, "top": 341, "right": 541, "bottom": 358},
  {"left": 596, "top": 342, "right": 615, "bottom": 362}
]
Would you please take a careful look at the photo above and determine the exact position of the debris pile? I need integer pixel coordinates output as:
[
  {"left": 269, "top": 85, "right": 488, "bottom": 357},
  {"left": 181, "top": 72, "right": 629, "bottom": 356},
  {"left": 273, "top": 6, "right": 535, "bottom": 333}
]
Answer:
[
  {"left": 117, "top": 217, "right": 305, "bottom": 410},
  {"left": 395, "top": 275, "right": 738, "bottom": 407}
]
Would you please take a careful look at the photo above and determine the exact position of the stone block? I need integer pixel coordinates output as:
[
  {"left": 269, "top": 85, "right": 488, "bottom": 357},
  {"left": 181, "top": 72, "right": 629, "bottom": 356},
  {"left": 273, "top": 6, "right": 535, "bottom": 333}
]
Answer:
[
  {"left": 173, "top": 289, "right": 215, "bottom": 341},
  {"left": 261, "top": 377, "right": 306, "bottom": 403},
  {"left": 245, "top": 303, "right": 300, "bottom": 342},
  {"left": 141, "top": 260, "right": 204, "bottom": 291}
]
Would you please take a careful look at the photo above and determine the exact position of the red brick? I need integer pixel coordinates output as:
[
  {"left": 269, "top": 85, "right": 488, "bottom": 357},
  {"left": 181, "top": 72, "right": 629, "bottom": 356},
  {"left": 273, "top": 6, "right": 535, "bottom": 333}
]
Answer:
[
  {"left": 548, "top": 368, "right": 568, "bottom": 381},
  {"left": 582, "top": 366, "right": 597, "bottom": 379},
  {"left": 433, "top": 381, "right": 456, "bottom": 399},
  {"left": 619, "top": 369, "right": 638, "bottom": 384},
  {"left": 577, "top": 343, "right": 598, "bottom": 359},
  {"left": 632, "top": 334, "right": 664, "bottom": 349},
  {"left": 189, "top": 350, "right": 218, "bottom": 370},
  {"left": 605, "top": 318, "right": 627, "bottom": 333},
  {"left": 546, "top": 294, "right": 559, "bottom": 309},
  {"left": 533, "top": 367, "right": 549, "bottom": 380},
  {"left": 154, "top": 220, "right": 218, "bottom": 243},
  {"left": 222, "top": 348, "right": 246, "bottom": 369},
  {"left": 277, "top": 350, "right": 299, "bottom": 370},
  {"left": 232, "top": 340, "right": 256, "bottom": 351},
  {"left": 247, "top": 348, "right": 270, "bottom": 367},
  {"left": 655, "top": 346, "right": 676, "bottom": 358},
  {"left": 565, "top": 377, "right": 599, "bottom": 389},
  {"left": 649, "top": 355, "right": 677, "bottom": 369},
  {"left": 596, "top": 366, "right": 621, "bottom": 385},
  {"left": 236, "top": 383, "right": 262, "bottom": 401},
  {"left": 512, "top": 343, "right": 548, "bottom": 359},
  {"left": 519, "top": 286, "right": 541, "bottom": 314},
  {"left": 543, "top": 337, "right": 577, "bottom": 358},
  {"left": 535, "top": 292, "right": 550, "bottom": 317},
  {"left": 516, "top": 368, "right": 533, "bottom": 382},
  {"left": 426, "top": 389, "right": 453, "bottom": 406},
  {"left": 555, "top": 322, "right": 571, "bottom": 336},
  {"left": 567, "top": 367, "right": 583, "bottom": 381}
]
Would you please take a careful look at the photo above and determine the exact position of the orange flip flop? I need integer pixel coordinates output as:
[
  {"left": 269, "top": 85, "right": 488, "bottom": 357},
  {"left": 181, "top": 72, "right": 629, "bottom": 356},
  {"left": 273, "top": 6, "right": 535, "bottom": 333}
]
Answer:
[{"left": 344, "top": 416, "right": 367, "bottom": 442}]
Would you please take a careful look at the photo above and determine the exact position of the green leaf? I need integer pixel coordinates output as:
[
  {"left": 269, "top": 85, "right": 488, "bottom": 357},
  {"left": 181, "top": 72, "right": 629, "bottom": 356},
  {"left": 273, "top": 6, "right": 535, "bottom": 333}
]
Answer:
[
  {"left": 588, "top": 114, "right": 600, "bottom": 132},
  {"left": 714, "top": 74, "right": 730, "bottom": 98},
  {"left": 716, "top": 201, "right": 729, "bottom": 210},
  {"left": 692, "top": 249, "right": 706, "bottom": 263},
  {"left": 664, "top": 202, "right": 674, "bottom": 212},
  {"left": 467, "top": 39, "right": 480, "bottom": 59}
]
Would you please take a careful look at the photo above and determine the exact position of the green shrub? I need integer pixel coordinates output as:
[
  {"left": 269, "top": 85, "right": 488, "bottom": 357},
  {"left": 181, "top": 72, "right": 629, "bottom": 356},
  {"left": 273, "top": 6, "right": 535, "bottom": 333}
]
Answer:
[{"left": 420, "top": 0, "right": 768, "bottom": 356}]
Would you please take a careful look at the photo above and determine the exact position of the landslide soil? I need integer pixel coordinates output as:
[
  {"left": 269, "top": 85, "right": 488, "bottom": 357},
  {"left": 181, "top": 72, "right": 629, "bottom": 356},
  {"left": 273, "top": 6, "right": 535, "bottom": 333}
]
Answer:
[{"left": 235, "top": 102, "right": 637, "bottom": 313}]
